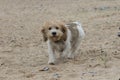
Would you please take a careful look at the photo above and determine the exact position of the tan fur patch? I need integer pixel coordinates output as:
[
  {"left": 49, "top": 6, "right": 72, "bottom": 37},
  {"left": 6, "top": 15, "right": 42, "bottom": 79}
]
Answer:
[{"left": 41, "top": 21, "right": 67, "bottom": 42}]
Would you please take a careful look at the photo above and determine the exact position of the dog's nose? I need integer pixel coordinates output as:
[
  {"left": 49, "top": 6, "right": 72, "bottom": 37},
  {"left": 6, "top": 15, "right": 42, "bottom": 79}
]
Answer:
[{"left": 52, "top": 32, "right": 56, "bottom": 36}]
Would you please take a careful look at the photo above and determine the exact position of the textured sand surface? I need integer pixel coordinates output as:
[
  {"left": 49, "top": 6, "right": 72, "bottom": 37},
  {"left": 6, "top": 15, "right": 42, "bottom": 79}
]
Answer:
[{"left": 0, "top": 0, "right": 120, "bottom": 80}]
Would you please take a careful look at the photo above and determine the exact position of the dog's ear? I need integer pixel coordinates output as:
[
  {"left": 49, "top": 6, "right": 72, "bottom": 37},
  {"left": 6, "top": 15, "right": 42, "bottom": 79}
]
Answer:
[
  {"left": 41, "top": 28, "right": 48, "bottom": 42},
  {"left": 59, "top": 22, "right": 66, "bottom": 33},
  {"left": 59, "top": 23, "right": 67, "bottom": 41}
]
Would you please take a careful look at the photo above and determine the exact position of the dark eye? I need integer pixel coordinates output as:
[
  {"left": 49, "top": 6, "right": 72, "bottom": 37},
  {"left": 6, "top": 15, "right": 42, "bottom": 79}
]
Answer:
[
  {"left": 48, "top": 27, "right": 51, "bottom": 30},
  {"left": 56, "top": 27, "right": 59, "bottom": 29}
]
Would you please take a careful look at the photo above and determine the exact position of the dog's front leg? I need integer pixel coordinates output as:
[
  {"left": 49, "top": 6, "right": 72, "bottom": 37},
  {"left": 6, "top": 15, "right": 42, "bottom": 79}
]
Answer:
[{"left": 47, "top": 41, "right": 55, "bottom": 65}]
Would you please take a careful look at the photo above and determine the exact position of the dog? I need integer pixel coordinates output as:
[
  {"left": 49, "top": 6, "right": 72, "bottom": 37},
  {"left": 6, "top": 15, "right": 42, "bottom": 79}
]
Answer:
[{"left": 41, "top": 21, "right": 85, "bottom": 65}]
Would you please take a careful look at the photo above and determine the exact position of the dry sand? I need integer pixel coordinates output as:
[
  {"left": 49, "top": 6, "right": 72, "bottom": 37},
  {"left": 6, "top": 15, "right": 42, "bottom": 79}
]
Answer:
[{"left": 0, "top": 0, "right": 120, "bottom": 80}]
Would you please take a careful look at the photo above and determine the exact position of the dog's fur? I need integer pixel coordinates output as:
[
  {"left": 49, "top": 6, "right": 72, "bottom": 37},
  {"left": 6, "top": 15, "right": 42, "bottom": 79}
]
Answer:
[{"left": 41, "top": 21, "right": 85, "bottom": 65}]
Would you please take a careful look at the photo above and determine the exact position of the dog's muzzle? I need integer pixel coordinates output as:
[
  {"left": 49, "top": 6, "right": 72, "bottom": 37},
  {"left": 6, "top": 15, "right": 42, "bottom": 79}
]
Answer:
[{"left": 52, "top": 32, "right": 56, "bottom": 36}]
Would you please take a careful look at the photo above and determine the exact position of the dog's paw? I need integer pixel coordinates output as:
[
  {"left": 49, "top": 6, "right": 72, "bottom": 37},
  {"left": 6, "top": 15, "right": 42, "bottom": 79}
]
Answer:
[
  {"left": 49, "top": 62, "right": 55, "bottom": 65},
  {"left": 61, "top": 53, "right": 67, "bottom": 59},
  {"left": 48, "top": 61, "right": 55, "bottom": 65}
]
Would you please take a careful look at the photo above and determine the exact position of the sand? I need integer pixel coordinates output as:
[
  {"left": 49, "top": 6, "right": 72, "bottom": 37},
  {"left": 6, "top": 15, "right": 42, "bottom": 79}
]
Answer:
[{"left": 0, "top": 0, "right": 120, "bottom": 80}]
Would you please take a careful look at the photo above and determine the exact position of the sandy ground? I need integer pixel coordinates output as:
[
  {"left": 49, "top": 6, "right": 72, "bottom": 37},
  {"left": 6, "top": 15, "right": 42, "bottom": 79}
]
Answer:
[{"left": 0, "top": 0, "right": 120, "bottom": 80}]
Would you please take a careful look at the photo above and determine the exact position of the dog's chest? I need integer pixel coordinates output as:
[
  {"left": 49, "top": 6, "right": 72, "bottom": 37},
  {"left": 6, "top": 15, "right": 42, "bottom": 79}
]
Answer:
[{"left": 52, "top": 41, "right": 65, "bottom": 52}]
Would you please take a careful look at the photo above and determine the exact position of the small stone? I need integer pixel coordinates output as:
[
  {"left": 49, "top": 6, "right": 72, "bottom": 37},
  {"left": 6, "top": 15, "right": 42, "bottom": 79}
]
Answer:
[
  {"left": 82, "top": 72, "right": 86, "bottom": 76},
  {"left": 118, "top": 32, "right": 120, "bottom": 37},
  {"left": 1, "top": 63, "right": 4, "bottom": 66},
  {"left": 39, "top": 67, "right": 49, "bottom": 71},
  {"left": 53, "top": 73, "right": 61, "bottom": 79},
  {"left": 99, "top": 6, "right": 110, "bottom": 10}
]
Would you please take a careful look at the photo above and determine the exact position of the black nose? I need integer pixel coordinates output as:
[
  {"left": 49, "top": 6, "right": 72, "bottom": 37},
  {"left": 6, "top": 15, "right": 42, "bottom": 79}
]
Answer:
[{"left": 52, "top": 32, "right": 56, "bottom": 36}]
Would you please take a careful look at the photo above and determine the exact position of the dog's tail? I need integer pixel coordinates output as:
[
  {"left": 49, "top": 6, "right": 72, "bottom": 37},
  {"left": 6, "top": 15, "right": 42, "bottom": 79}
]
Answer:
[{"left": 73, "top": 21, "right": 85, "bottom": 39}]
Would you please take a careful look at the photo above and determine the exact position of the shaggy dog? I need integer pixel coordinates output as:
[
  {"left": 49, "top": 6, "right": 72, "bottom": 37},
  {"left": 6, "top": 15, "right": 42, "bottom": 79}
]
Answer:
[{"left": 41, "top": 21, "right": 85, "bottom": 65}]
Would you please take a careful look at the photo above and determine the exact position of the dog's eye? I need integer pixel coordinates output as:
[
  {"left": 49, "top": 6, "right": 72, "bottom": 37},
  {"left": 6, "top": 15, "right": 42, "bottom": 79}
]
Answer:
[
  {"left": 56, "top": 27, "right": 59, "bottom": 29},
  {"left": 48, "top": 27, "right": 51, "bottom": 30}
]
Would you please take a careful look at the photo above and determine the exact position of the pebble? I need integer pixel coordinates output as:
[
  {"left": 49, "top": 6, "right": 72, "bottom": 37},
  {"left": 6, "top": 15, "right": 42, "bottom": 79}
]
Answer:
[
  {"left": 39, "top": 67, "right": 49, "bottom": 71},
  {"left": 53, "top": 73, "right": 61, "bottom": 79},
  {"left": 94, "top": 6, "right": 110, "bottom": 11},
  {"left": 99, "top": 6, "right": 110, "bottom": 10}
]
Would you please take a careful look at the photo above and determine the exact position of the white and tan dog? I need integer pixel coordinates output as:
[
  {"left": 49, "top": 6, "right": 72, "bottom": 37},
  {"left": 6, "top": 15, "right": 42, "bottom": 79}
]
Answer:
[{"left": 41, "top": 21, "right": 85, "bottom": 65}]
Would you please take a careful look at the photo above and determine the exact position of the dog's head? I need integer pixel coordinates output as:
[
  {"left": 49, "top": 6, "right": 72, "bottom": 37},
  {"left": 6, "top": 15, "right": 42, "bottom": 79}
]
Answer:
[{"left": 41, "top": 21, "right": 67, "bottom": 42}]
